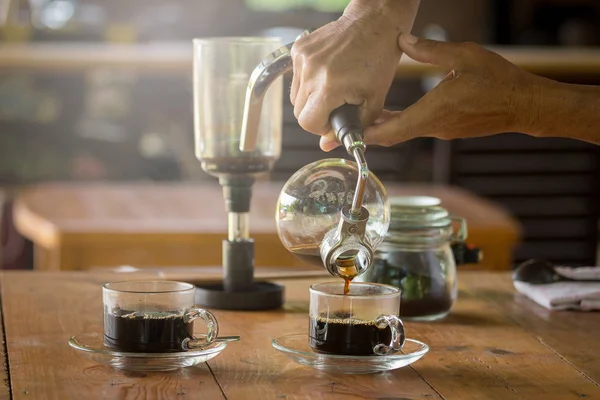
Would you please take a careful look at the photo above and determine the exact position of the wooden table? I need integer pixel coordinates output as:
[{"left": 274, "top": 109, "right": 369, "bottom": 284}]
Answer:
[
  {"left": 0, "top": 189, "right": 5, "bottom": 264},
  {"left": 0, "top": 270, "right": 598, "bottom": 399},
  {"left": 13, "top": 182, "right": 521, "bottom": 271}
]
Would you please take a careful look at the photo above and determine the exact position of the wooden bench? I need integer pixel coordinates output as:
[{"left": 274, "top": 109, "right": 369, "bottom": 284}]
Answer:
[{"left": 13, "top": 182, "right": 521, "bottom": 271}]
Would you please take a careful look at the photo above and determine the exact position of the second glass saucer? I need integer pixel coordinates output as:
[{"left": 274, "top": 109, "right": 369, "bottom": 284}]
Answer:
[
  {"left": 69, "top": 332, "right": 227, "bottom": 372},
  {"left": 272, "top": 333, "right": 428, "bottom": 374}
]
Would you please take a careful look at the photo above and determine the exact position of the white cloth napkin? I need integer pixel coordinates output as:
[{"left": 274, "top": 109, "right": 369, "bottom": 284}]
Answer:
[{"left": 514, "top": 267, "right": 600, "bottom": 311}]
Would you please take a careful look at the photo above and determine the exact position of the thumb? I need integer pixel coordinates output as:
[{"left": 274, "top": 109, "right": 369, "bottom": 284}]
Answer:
[
  {"left": 319, "top": 131, "right": 340, "bottom": 152},
  {"left": 364, "top": 101, "right": 432, "bottom": 146},
  {"left": 399, "top": 33, "right": 471, "bottom": 70}
]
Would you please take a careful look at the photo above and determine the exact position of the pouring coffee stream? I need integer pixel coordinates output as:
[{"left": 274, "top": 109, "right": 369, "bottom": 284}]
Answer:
[{"left": 240, "top": 34, "right": 374, "bottom": 290}]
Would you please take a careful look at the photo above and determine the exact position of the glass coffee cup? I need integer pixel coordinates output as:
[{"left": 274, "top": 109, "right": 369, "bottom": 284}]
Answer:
[
  {"left": 309, "top": 282, "right": 405, "bottom": 356},
  {"left": 103, "top": 281, "right": 219, "bottom": 353}
]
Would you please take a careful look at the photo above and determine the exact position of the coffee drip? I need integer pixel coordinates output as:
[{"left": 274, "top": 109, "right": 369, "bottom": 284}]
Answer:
[{"left": 336, "top": 256, "right": 359, "bottom": 295}]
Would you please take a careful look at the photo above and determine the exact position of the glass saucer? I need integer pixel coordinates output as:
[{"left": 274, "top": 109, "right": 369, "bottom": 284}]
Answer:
[
  {"left": 68, "top": 332, "right": 227, "bottom": 372},
  {"left": 272, "top": 334, "right": 428, "bottom": 374}
]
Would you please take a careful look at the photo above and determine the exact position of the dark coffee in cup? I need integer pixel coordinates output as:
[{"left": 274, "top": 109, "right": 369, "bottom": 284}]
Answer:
[
  {"left": 309, "top": 282, "right": 405, "bottom": 356},
  {"left": 309, "top": 312, "right": 392, "bottom": 356},
  {"left": 104, "top": 308, "right": 193, "bottom": 353}
]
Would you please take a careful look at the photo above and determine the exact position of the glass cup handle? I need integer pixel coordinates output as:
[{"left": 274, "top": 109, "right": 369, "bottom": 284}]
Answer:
[
  {"left": 373, "top": 315, "right": 406, "bottom": 355},
  {"left": 181, "top": 308, "right": 219, "bottom": 350}
]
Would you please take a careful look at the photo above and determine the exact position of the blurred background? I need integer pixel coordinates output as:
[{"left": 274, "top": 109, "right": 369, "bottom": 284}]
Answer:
[{"left": 1, "top": 0, "right": 599, "bottom": 271}]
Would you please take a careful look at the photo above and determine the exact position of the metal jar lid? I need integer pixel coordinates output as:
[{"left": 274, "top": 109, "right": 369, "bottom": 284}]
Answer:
[{"left": 385, "top": 196, "right": 467, "bottom": 243}]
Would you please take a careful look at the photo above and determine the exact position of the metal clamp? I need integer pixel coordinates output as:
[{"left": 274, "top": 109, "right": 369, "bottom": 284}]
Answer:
[{"left": 319, "top": 204, "right": 375, "bottom": 279}]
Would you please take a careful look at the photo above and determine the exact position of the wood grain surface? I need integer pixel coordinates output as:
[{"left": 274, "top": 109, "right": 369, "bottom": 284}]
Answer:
[
  {"left": 467, "top": 273, "right": 600, "bottom": 384},
  {"left": 0, "top": 284, "right": 11, "bottom": 400},
  {"left": 0, "top": 272, "right": 225, "bottom": 400},
  {"left": 210, "top": 276, "right": 600, "bottom": 400},
  {"left": 207, "top": 279, "right": 442, "bottom": 400},
  {"left": 13, "top": 182, "right": 521, "bottom": 271},
  {"left": 1, "top": 271, "right": 599, "bottom": 399},
  {"left": 404, "top": 289, "right": 600, "bottom": 399}
]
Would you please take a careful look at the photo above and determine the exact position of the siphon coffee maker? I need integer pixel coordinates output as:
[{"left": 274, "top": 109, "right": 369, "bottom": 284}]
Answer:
[
  {"left": 192, "top": 37, "right": 287, "bottom": 310},
  {"left": 240, "top": 32, "right": 390, "bottom": 287},
  {"left": 193, "top": 32, "right": 389, "bottom": 310}
]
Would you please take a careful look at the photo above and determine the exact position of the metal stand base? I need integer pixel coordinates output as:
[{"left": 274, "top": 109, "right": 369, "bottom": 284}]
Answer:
[
  {"left": 195, "top": 282, "right": 284, "bottom": 310},
  {"left": 200, "top": 179, "right": 285, "bottom": 310}
]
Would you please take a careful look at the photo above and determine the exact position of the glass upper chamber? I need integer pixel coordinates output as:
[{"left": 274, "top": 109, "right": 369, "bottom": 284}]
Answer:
[
  {"left": 276, "top": 158, "right": 390, "bottom": 274},
  {"left": 192, "top": 37, "right": 283, "bottom": 178}
]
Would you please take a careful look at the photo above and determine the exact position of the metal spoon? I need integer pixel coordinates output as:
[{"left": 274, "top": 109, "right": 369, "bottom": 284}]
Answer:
[
  {"left": 513, "top": 259, "right": 600, "bottom": 285},
  {"left": 214, "top": 336, "right": 241, "bottom": 343}
]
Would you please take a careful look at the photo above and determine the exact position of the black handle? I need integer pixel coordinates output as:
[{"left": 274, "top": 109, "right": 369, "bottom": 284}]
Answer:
[
  {"left": 452, "top": 243, "right": 482, "bottom": 266},
  {"left": 329, "top": 104, "right": 363, "bottom": 145}
]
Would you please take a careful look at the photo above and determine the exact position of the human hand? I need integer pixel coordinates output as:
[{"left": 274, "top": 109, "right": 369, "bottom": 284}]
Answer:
[
  {"left": 335, "top": 34, "right": 541, "bottom": 148},
  {"left": 290, "top": 1, "right": 420, "bottom": 151}
]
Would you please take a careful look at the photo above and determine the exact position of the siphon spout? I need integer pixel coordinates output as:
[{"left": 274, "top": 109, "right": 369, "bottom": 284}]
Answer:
[
  {"left": 329, "top": 104, "right": 369, "bottom": 217},
  {"left": 240, "top": 30, "right": 313, "bottom": 152},
  {"left": 351, "top": 147, "right": 369, "bottom": 215}
]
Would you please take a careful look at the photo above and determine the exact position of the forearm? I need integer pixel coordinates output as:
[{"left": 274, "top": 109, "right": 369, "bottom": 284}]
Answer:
[
  {"left": 344, "top": 0, "right": 421, "bottom": 34},
  {"left": 525, "top": 77, "right": 600, "bottom": 144}
]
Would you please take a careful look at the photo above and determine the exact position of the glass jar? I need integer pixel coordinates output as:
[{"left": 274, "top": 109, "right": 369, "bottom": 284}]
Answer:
[{"left": 357, "top": 196, "right": 468, "bottom": 321}]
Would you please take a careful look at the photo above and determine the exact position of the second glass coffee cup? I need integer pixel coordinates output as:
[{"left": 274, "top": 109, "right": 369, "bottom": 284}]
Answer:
[
  {"left": 102, "top": 281, "right": 219, "bottom": 353},
  {"left": 309, "top": 282, "right": 406, "bottom": 356}
]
